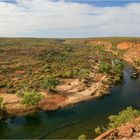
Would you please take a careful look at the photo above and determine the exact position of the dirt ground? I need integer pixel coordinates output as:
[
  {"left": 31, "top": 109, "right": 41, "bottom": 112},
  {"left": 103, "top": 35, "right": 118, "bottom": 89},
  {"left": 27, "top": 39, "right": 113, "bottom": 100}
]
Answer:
[
  {"left": 1, "top": 41, "right": 140, "bottom": 117},
  {"left": 0, "top": 73, "right": 107, "bottom": 116}
]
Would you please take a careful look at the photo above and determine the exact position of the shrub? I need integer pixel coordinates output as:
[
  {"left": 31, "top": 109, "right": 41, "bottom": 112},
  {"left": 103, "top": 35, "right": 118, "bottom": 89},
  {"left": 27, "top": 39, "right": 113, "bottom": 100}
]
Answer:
[
  {"left": 95, "top": 126, "right": 101, "bottom": 134},
  {"left": 0, "top": 97, "right": 3, "bottom": 110},
  {"left": 133, "top": 58, "right": 140, "bottom": 67},
  {"left": 113, "top": 75, "right": 122, "bottom": 84},
  {"left": 111, "top": 46, "right": 117, "bottom": 50},
  {"left": 0, "top": 97, "right": 6, "bottom": 111},
  {"left": 111, "top": 59, "right": 124, "bottom": 83},
  {"left": 21, "top": 91, "right": 42, "bottom": 107},
  {"left": 78, "top": 68, "right": 90, "bottom": 79},
  {"left": 78, "top": 134, "right": 87, "bottom": 140},
  {"left": 0, "top": 97, "right": 6, "bottom": 120},
  {"left": 61, "top": 70, "right": 73, "bottom": 78},
  {"left": 98, "top": 61, "right": 110, "bottom": 73},
  {"left": 41, "top": 76, "right": 59, "bottom": 92},
  {"left": 112, "top": 59, "right": 123, "bottom": 72},
  {"left": 108, "top": 106, "right": 140, "bottom": 129}
]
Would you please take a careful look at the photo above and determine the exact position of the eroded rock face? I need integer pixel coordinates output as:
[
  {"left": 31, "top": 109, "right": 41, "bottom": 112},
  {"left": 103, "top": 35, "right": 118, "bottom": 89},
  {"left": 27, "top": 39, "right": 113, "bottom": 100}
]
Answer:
[
  {"left": 117, "top": 42, "right": 135, "bottom": 49},
  {"left": 135, "top": 125, "right": 140, "bottom": 133},
  {"left": 117, "top": 43, "right": 140, "bottom": 72},
  {"left": 96, "top": 117, "right": 140, "bottom": 140},
  {"left": 118, "top": 124, "right": 135, "bottom": 138},
  {"left": 95, "top": 129, "right": 118, "bottom": 140}
]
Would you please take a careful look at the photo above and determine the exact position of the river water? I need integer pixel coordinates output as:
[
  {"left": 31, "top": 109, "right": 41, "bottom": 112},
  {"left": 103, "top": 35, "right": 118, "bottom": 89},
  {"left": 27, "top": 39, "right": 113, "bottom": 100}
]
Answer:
[{"left": 0, "top": 66, "right": 140, "bottom": 139}]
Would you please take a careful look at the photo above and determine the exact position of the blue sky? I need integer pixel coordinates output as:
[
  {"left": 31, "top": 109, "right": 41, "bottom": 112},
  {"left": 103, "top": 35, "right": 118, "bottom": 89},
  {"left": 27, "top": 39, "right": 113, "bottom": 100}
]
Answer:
[
  {"left": 65, "top": 0, "right": 139, "bottom": 7},
  {"left": 1, "top": 0, "right": 139, "bottom": 7},
  {"left": 0, "top": 0, "right": 140, "bottom": 37}
]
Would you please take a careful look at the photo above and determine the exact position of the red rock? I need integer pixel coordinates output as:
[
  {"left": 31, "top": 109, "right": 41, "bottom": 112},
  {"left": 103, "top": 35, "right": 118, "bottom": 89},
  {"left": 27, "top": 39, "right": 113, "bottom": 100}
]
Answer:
[
  {"left": 15, "top": 70, "right": 25, "bottom": 75},
  {"left": 118, "top": 124, "right": 135, "bottom": 138},
  {"left": 0, "top": 88, "right": 7, "bottom": 93},
  {"left": 95, "top": 129, "right": 118, "bottom": 140},
  {"left": 117, "top": 42, "right": 135, "bottom": 49}
]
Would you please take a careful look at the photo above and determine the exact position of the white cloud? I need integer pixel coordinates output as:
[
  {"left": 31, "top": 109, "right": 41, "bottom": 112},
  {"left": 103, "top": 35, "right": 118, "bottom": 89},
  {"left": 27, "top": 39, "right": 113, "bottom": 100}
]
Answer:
[{"left": 0, "top": 0, "right": 140, "bottom": 37}]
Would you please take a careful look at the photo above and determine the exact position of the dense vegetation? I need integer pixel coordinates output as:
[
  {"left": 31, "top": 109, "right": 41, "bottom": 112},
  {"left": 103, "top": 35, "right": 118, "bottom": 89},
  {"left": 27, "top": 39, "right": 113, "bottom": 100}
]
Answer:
[
  {"left": 0, "top": 38, "right": 90, "bottom": 93},
  {"left": 108, "top": 107, "right": 140, "bottom": 129},
  {"left": 1, "top": 37, "right": 140, "bottom": 94}
]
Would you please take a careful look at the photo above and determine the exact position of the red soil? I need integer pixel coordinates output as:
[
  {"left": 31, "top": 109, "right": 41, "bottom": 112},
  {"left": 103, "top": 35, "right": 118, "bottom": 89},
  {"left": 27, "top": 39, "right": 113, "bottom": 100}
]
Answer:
[{"left": 117, "top": 42, "right": 135, "bottom": 49}]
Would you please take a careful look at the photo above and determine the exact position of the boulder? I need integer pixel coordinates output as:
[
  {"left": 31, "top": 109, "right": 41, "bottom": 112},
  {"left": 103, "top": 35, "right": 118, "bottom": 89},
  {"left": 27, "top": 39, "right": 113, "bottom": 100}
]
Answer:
[
  {"left": 95, "top": 129, "right": 118, "bottom": 140},
  {"left": 118, "top": 124, "right": 135, "bottom": 138}
]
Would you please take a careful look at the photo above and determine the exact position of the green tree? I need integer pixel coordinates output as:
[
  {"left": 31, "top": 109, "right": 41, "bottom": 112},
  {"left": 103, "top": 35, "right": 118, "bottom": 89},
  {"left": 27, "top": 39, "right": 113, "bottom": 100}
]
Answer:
[
  {"left": 41, "top": 76, "right": 59, "bottom": 92},
  {"left": 112, "top": 59, "right": 123, "bottom": 72},
  {"left": 111, "top": 59, "right": 124, "bottom": 84},
  {"left": 98, "top": 61, "right": 110, "bottom": 73},
  {"left": 78, "top": 68, "right": 90, "bottom": 79},
  {"left": 21, "top": 91, "right": 42, "bottom": 107}
]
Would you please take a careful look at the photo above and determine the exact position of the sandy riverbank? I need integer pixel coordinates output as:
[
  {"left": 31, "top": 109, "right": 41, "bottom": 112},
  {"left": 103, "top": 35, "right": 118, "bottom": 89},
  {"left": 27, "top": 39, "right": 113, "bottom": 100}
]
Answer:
[{"left": 0, "top": 73, "right": 108, "bottom": 117}]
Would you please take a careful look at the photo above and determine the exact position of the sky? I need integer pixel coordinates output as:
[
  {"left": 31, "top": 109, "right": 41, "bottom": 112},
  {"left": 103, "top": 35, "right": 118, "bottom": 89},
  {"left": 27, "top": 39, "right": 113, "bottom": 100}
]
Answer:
[{"left": 0, "top": 0, "right": 140, "bottom": 38}]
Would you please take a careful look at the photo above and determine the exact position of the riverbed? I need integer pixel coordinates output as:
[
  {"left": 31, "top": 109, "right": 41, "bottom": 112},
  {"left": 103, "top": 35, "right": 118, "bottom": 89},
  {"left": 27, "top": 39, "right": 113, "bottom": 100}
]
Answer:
[{"left": 0, "top": 66, "right": 140, "bottom": 139}]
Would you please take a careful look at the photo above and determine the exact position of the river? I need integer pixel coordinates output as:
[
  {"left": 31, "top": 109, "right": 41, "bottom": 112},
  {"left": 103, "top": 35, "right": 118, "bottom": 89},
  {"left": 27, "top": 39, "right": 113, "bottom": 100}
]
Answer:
[{"left": 0, "top": 65, "right": 140, "bottom": 139}]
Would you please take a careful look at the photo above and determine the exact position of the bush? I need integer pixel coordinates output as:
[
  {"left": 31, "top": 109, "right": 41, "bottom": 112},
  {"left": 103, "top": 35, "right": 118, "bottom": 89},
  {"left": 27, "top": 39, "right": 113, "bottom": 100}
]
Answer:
[
  {"left": 113, "top": 75, "right": 122, "bottom": 84},
  {"left": 41, "top": 76, "right": 59, "bottom": 92},
  {"left": 78, "top": 68, "right": 90, "bottom": 79},
  {"left": 133, "top": 58, "right": 140, "bottom": 67},
  {"left": 21, "top": 91, "right": 42, "bottom": 107},
  {"left": 112, "top": 59, "right": 123, "bottom": 72},
  {"left": 95, "top": 126, "right": 101, "bottom": 134},
  {"left": 0, "top": 97, "right": 3, "bottom": 109},
  {"left": 111, "top": 46, "right": 117, "bottom": 50},
  {"left": 110, "top": 59, "right": 124, "bottom": 84},
  {"left": 108, "top": 106, "right": 140, "bottom": 129},
  {"left": 61, "top": 70, "right": 73, "bottom": 78},
  {"left": 78, "top": 134, "right": 87, "bottom": 140},
  {"left": 0, "top": 97, "right": 6, "bottom": 120},
  {"left": 98, "top": 61, "right": 110, "bottom": 73},
  {"left": 0, "top": 97, "right": 6, "bottom": 111}
]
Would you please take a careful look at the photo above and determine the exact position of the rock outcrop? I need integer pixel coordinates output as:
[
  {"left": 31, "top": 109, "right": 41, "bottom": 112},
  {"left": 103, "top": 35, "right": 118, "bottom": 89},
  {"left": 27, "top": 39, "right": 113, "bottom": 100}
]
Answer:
[{"left": 96, "top": 116, "right": 140, "bottom": 140}]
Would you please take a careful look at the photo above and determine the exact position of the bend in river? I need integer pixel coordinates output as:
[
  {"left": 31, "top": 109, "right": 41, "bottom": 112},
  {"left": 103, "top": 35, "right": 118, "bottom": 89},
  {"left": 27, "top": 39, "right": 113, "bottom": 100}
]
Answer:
[{"left": 0, "top": 65, "right": 140, "bottom": 139}]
